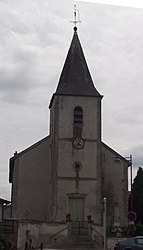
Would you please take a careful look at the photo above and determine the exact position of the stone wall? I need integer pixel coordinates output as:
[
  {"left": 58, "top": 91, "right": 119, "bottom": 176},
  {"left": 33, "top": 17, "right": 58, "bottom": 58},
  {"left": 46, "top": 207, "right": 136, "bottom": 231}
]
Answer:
[
  {"left": 16, "top": 221, "right": 68, "bottom": 250},
  {"left": 107, "top": 237, "right": 127, "bottom": 250}
]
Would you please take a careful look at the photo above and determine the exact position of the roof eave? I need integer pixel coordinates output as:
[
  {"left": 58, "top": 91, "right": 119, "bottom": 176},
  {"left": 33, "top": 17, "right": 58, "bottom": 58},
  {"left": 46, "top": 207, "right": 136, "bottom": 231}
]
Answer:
[{"left": 49, "top": 93, "right": 103, "bottom": 109}]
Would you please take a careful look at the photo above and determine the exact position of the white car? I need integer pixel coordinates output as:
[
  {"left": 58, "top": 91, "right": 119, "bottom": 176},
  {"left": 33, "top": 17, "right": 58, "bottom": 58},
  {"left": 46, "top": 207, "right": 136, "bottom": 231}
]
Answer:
[{"left": 114, "top": 236, "right": 143, "bottom": 250}]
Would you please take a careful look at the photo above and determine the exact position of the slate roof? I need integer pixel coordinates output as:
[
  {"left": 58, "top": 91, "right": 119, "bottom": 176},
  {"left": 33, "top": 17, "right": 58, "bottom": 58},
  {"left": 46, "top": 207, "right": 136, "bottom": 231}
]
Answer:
[
  {"left": 55, "top": 27, "right": 102, "bottom": 97},
  {"left": 102, "top": 142, "right": 130, "bottom": 166},
  {"left": 0, "top": 198, "right": 10, "bottom": 204}
]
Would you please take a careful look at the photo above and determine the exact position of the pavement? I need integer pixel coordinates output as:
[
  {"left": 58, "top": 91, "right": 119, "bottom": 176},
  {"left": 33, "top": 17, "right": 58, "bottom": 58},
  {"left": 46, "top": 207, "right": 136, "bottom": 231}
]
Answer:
[{"left": 36, "top": 248, "right": 104, "bottom": 250}]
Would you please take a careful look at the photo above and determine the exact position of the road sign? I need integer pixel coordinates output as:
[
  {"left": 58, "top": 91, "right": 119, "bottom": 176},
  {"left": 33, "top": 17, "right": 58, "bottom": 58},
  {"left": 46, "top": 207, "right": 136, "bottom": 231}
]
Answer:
[{"left": 128, "top": 211, "right": 137, "bottom": 222}]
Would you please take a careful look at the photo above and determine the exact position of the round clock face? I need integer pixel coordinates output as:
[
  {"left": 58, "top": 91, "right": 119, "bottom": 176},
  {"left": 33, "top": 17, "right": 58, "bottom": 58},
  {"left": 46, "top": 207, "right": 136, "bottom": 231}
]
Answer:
[{"left": 73, "top": 138, "right": 84, "bottom": 149}]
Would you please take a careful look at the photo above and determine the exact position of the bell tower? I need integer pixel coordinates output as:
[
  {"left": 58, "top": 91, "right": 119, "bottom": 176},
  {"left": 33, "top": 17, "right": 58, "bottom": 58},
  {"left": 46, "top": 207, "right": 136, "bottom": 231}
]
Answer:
[{"left": 49, "top": 26, "right": 103, "bottom": 224}]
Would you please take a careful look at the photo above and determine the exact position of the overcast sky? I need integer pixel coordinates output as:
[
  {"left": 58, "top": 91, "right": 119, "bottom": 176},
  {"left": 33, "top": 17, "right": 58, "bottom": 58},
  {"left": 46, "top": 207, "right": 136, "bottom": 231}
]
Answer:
[
  {"left": 0, "top": 0, "right": 143, "bottom": 200},
  {"left": 78, "top": 0, "right": 143, "bottom": 8}
]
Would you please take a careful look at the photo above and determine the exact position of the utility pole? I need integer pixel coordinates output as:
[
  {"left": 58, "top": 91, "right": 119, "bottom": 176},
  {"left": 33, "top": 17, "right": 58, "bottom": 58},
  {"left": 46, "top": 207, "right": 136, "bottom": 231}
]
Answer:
[
  {"left": 103, "top": 197, "right": 107, "bottom": 250},
  {"left": 130, "top": 154, "right": 133, "bottom": 210}
]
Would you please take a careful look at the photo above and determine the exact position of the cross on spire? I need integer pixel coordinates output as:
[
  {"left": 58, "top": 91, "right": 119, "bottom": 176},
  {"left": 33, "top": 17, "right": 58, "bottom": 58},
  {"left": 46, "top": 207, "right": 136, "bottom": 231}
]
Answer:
[{"left": 71, "top": 5, "right": 81, "bottom": 31}]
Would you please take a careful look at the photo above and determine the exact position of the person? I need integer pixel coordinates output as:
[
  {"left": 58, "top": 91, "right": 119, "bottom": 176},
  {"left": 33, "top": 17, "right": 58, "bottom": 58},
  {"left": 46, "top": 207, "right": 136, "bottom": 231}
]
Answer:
[
  {"left": 24, "top": 241, "right": 28, "bottom": 250},
  {"left": 40, "top": 243, "right": 43, "bottom": 250},
  {"left": 7, "top": 241, "right": 12, "bottom": 250}
]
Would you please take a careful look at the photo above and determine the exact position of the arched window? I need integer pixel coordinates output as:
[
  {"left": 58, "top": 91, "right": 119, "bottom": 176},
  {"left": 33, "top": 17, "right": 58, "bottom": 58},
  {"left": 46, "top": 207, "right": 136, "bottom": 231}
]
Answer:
[{"left": 74, "top": 106, "right": 83, "bottom": 124}]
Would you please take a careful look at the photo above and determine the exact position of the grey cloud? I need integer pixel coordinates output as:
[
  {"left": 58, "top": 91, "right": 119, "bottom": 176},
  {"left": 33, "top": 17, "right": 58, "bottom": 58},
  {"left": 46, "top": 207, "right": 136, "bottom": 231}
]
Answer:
[
  {"left": 130, "top": 145, "right": 143, "bottom": 167},
  {"left": 0, "top": 1, "right": 70, "bottom": 106},
  {"left": 122, "top": 144, "right": 143, "bottom": 170}
]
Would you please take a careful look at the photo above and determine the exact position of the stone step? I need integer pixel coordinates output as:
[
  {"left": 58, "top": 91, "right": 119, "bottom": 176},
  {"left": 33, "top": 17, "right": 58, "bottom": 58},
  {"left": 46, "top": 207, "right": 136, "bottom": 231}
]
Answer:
[{"left": 49, "top": 237, "right": 100, "bottom": 249}]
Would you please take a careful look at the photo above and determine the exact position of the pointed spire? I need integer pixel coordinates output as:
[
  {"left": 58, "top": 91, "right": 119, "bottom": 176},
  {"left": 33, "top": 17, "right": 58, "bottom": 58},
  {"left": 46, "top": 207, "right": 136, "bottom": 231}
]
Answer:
[{"left": 55, "top": 29, "right": 102, "bottom": 97}]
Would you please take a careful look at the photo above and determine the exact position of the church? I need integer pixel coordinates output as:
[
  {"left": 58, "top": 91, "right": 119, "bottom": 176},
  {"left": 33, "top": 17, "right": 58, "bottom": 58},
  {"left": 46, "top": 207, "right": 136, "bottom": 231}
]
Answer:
[{"left": 9, "top": 26, "right": 129, "bottom": 248}]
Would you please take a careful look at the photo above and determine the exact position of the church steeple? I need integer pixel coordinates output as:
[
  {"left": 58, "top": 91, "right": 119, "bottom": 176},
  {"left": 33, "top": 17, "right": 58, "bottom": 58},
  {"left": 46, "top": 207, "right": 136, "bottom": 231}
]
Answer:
[{"left": 55, "top": 27, "right": 101, "bottom": 97}]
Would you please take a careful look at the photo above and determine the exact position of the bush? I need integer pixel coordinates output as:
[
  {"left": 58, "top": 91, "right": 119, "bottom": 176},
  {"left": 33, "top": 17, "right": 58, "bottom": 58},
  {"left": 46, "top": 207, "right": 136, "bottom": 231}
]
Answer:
[
  {"left": 135, "top": 224, "right": 143, "bottom": 235},
  {"left": 0, "top": 227, "right": 9, "bottom": 250}
]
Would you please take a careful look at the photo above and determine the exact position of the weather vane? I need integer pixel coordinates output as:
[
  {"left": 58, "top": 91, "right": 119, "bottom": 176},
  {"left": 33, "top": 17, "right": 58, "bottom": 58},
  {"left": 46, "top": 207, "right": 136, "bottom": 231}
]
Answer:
[{"left": 70, "top": 5, "right": 81, "bottom": 28}]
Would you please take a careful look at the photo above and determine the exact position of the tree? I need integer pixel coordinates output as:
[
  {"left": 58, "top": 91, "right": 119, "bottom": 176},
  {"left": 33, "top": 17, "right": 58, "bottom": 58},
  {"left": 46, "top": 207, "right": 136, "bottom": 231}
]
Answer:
[{"left": 132, "top": 167, "right": 143, "bottom": 224}]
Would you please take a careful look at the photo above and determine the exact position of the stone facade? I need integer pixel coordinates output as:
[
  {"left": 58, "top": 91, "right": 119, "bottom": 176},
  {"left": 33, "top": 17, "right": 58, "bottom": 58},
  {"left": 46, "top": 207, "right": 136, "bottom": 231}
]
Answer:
[
  {"left": 10, "top": 137, "right": 51, "bottom": 222},
  {"left": 9, "top": 28, "right": 129, "bottom": 248}
]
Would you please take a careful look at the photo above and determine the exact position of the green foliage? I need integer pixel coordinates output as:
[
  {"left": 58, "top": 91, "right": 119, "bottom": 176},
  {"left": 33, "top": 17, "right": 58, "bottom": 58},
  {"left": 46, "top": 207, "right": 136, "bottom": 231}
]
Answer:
[
  {"left": 0, "top": 226, "right": 9, "bottom": 250},
  {"left": 135, "top": 224, "right": 143, "bottom": 236},
  {"left": 132, "top": 167, "right": 143, "bottom": 223}
]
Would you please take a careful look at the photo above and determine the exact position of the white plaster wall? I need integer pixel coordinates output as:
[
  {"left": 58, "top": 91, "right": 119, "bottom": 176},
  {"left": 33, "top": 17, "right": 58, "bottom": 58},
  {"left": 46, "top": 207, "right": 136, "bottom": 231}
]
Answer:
[
  {"left": 12, "top": 138, "right": 52, "bottom": 221},
  {"left": 57, "top": 179, "right": 98, "bottom": 222},
  {"left": 17, "top": 222, "right": 68, "bottom": 249},
  {"left": 52, "top": 94, "right": 102, "bottom": 224},
  {"left": 58, "top": 96, "right": 100, "bottom": 140},
  {"left": 58, "top": 140, "right": 97, "bottom": 177},
  {"left": 17, "top": 222, "right": 40, "bottom": 250},
  {"left": 102, "top": 145, "right": 128, "bottom": 227}
]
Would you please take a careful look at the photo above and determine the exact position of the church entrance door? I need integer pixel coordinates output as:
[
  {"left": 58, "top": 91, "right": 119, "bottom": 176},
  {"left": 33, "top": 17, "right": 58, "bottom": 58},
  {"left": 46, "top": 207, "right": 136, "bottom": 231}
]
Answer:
[
  {"left": 69, "top": 197, "right": 84, "bottom": 221},
  {"left": 69, "top": 198, "right": 88, "bottom": 235}
]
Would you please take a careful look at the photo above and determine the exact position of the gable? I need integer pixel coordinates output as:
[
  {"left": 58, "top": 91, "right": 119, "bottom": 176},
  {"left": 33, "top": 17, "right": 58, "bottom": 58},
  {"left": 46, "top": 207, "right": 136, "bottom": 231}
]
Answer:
[
  {"left": 9, "top": 136, "right": 51, "bottom": 183},
  {"left": 102, "top": 142, "right": 130, "bottom": 166}
]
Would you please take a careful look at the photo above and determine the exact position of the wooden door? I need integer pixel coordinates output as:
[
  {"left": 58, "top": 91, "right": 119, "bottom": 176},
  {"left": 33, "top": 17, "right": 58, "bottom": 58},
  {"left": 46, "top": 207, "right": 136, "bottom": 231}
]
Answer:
[{"left": 69, "top": 198, "right": 84, "bottom": 221}]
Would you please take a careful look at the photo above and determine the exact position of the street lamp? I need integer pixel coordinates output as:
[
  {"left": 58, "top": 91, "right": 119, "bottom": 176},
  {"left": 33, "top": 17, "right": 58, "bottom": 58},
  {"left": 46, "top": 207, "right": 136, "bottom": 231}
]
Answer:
[
  {"left": 126, "top": 155, "right": 133, "bottom": 210},
  {"left": 129, "top": 154, "right": 133, "bottom": 192}
]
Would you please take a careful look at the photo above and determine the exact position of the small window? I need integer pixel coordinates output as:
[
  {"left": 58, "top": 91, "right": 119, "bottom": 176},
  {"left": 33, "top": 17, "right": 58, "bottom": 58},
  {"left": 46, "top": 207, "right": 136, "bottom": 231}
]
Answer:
[{"left": 74, "top": 106, "right": 83, "bottom": 124}]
